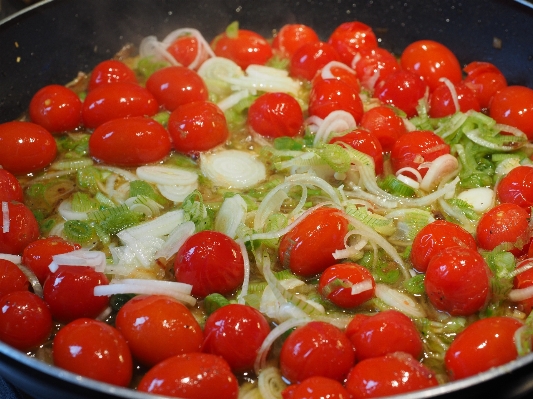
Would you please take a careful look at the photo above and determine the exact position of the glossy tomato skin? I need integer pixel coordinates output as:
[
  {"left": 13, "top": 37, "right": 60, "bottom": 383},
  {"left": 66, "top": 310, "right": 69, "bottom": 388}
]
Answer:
[
  {"left": 53, "top": 318, "right": 133, "bottom": 387},
  {"left": 513, "top": 266, "right": 533, "bottom": 313},
  {"left": 0, "top": 202, "right": 40, "bottom": 255},
  {"left": 272, "top": 24, "right": 320, "bottom": 58},
  {"left": 146, "top": 66, "right": 208, "bottom": 111},
  {"left": 248, "top": 92, "right": 303, "bottom": 138},
  {"left": 318, "top": 263, "right": 375, "bottom": 308},
  {"left": 445, "top": 317, "right": 524, "bottom": 380},
  {"left": 410, "top": 220, "right": 477, "bottom": 273},
  {"left": 359, "top": 106, "right": 407, "bottom": 153},
  {"left": 400, "top": 40, "right": 462, "bottom": 92},
  {"left": 167, "top": 35, "right": 206, "bottom": 68},
  {"left": 0, "top": 121, "right": 57, "bottom": 175},
  {"left": 497, "top": 166, "right": 533, "bottom": 210},
  {"left": 82, "top": 82, "right": 158, "bottom": 129},
  {"left": 278, "top": 207, "right": 349, "bottom": 277},
  {"left": 174, "top": 230, "right": 244, "bottom": 298},
  {"left": 29, "top": 84, "right": 82, "bottom": 133},
  {"left": 43, "top": 265, "right": 109, "bottom": 323},
  {"left": 429, "top": 81, "right": 481, "bottom": 118},
  {"left": 330, "top": 129, "right": 384, "bottom": 175},
  {"left": 211, "top": 28, "right": 272, "bottom": 70},
  {"left": 345, "top": 352, "right": 438, "bottom": 398},
  {"left": 168, "top": 101, "right": 229, "bottom": 153},
  {"left": 312, "top": 64, "right": 361, "bottom": 93},
  {"left": 463, "top": 61, "right": 507, "bottom": 109},
  {"left": 282, "top": 376, "right": 351, "bottom": 399},
  {"left": 327, "top": 21, "right": 378, "bottom": 66},
  {"left": 0, "top": 291, "right": 52, "bottom": 351},
  {"left": 0, "top": 169, "right": 23, "bottom": 202},
  {"left": 89, "top": 116, "right": 172, "bottom": 166},
  {"left": 137, "top": 353, "right": 239, "bottom": 399},
  {"left": 425, "top": 246, "right": 491, "bottom": 316},
  {"left": 202, "top": 304, "right": 270, "bottom": 372},
  {"left": 280, "top": 321, "right": 355, "bottom": 383},
  {"left": 354, "top": 47, "right": 400, "bottom": 89},
  {"left": 489, "top": 85, "right": 533, "bottom": 140},
  {"left": 88, "top": 60, "right": 137, "bottom": 91},
  {"left": 0, "top": 259, "right": 29, "bottom": 298},
  {"left": 290, "top": 41, "right": 341, "bottom": 81},
  {"left": 308, "top": 79, "right": 364, "bottom": 123}
]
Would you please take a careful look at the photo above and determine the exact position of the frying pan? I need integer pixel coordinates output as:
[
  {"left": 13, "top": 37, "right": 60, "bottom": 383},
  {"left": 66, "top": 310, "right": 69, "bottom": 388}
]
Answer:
[{"left": 0, "top": 0, "right": 533, "bottom": 398}]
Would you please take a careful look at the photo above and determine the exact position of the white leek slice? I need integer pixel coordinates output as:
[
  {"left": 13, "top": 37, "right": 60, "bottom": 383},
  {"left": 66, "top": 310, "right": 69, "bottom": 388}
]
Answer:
[
  {"left": 157, "top": 182, "right": 198, "bottom": 203},
  {"left": 215, "top": 195, "right": 247, "bottom": 238},
  {"left": 375, "top": 283, "right": 426, "bottom": 318},
  {"left": 154, "top": 221, "right": 196, "bottom": 261},
  {"left": 0, "top": 253, "right": 21, "bottom": 264},
  {"left": 58, "top": 200, "right": 89, "bottom": 221},
  {"left": 457, "top": 187, "right": 495, "bottom": 213},
  {"left": 136, "top": 165, "right": 198, "bottom": 186},
  {"left": 311, "top": 110, "right": 356, "bottom": 145},
  {"left": 118, "top": 209, "right": 185, "bottom": 241},
  {"left": 200, "top": 150, "right": 266, "bottom": 189},
  {"left": 419, "top": 154, "right": 459, "bottom": 191},
  {"left": 2, "top": 202, "right": 9, "bottom": 233},
  {"left": 49, "top": 250, "right": 106, "bottom": 273}
]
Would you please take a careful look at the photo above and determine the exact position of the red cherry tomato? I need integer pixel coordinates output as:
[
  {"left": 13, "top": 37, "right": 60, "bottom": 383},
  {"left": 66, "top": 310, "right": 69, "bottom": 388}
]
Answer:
[
  {"left": 29, "top": 84, "right": 82, "bottom": 133},
  {"left": 330, "top": 129, "right": 384, "bottom": 175},
  {"left": 312, "top": 64, "right": 361, "bottom": 93},
  {"left": 0, "top": 121, "right": 57, "bottom": 175},
  {"left": 353, "top": 47, "right": 400, "bottom": 89},
  {"left": 166, "top": 35, "right": 207, "bottom": 68},
  {"left": 138, "top": 353, "right": 239, "bottom": 399},
  {"left": 0, "top": 259, "right": 29, "bottom": 298},
  {"left": 318, "top": 263, "right": 375, "bottom": 308},
  {"left": 115, "top": 295, "right": 203, "bottom": 367},
  {"left": 0, "top": 291, "right": 52, "bottom": 350},
  {"left": 346, "top": 310, "right": 423, "bottom": 361},
  {"left": 429, "top": 81, "right": 481, "bottom": 118},
  {"left": 463, "top": 61, "right": 507, "bottom": 109},
  {"left": 248, "top": 92, "right": 303, "bottom": 138},
  {"left": 168, "top": 101, "right": 229, "bottom": 153},
  {"left": 82, "top": 82, "right": 158, "bottom": 129},
  {"left": 489, "top": 85, "right": 533, "bottom": 140},
  {"left": 280, "top": 321, "right": 355, "bottom": 383},
  {"left": 211, "top": 28, "right": 272, "bottom": 70},
  {"left": 290, "top": 41, "right": 341, "bottom": 81},
  {"left": 345, "top": 352, "right": 438, "bottom": 398},
  {"left": 476, "top": 203, "right": 530, "bottom": 255},
  {"left": 327, "top": 21, "right": 378, "bottom": 66},
  {"left": 308, "top": 79, "right": 364, "bottom": 123},
  {"left": 278, "top": 207, "right": 349, "bottom": 277},
  {"left": 0, "top": 202, "right": 40, "bottom": 255},
  {"left": 88, "top": 60, "right": 137, "bottom": 91},
  {"left": 43, "top": 265, "right": 109, "bottom": 323},
  {"left": 202, "top": 304, "right": 270, "bottom": 372},
  {"left": 410, "top": 220, "right": 477, "bottom": 273},
  {"left": 425, "top": 246, "right": 491, "bottom": 316},
  {"left": 400, "top": 40, "right": 462, "bottom": 92},
  {"left": 146, "top": 66, "right": 208, "bottom": 111},
  {"left": 360, "top": 106, "right": 407, "bottom": 153},
  {"left": 445, "top": 317, "right": 524, "bottom": 380},
  {"left": 174, "top": 230, "right": 244, "bottom": 298},
  {"left": 22, "top": 236, "right": 80, "bottom": 285},
  {"left": 53, "top": 318, "right": 133, "bottom": 387},
  {"left": 0, "top": 169, "right": 23, "bottom": 203},
  {"left": 89, "top": 116, "right": 172, "bottom": 166},
  {"left": 282, "top": 376, "right": 351, "bottom": 399},
  {"left": 513, "top": 265, "right": 533, "bottom": 314},
  {"left": 272, "top": 24, "right": 320, "bottom": 58},
  {"left": 373, "top": 70, "right": 428, "bottom": 118},
  {"left": 497, "top": 166, "right": 533, "bottom": 210}
]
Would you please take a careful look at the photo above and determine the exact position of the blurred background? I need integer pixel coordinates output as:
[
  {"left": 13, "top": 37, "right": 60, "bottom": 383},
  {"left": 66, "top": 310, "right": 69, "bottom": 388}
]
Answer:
[{"left": 0, "top": 0, "right": 40, "bottom": 20}]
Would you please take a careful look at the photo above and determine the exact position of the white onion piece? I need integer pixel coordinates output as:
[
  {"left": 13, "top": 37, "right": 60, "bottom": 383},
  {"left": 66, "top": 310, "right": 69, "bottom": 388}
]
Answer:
[
  {"left": 49, "top": 250, "right": 106, "bottom": 273},
  {"left": 160, "top": 28, "right": 215, "bottom": 70},
  {"left": 321, "top": 61, "right": 356, "bottom": 80},
  {"left": 351, "top": 280, "right": 374, "bottom": 295},
  {"left": 125, "top": 196, "right": 163, "bottom": 218},
  {"left": 217, "top": 89, "right": 250, "bottom": 111},
  {"left": 157, "top": 182, "right": 198, "bottom": 203},
  {"left": 215, "top": 195, "right": 247, "bottom": 238},
  {"left": 139, "top": 35, "right": 179, "bottom": 66},
  {"left": 226, "top": 64, "right": 300, "bottom": 94},
  {"left": 93, "top": 165, "right": 138, "bottom": 181},
  {"left": 419, "top": 154, "right": 459, "bottom": 191},
  {"left": 197, "top": 57, "right": 244, "bottom": 95},
  {"left": 396, "top": 174, "right": 421, "bottom": 190},
  {"left": 17, "top": 264, "right": 43, "bottom": 298},
  {"left": 375, "top": 283, "right": 426, "bottom": 318},
  {"left": 285, "top": 174, "right": 343, "bottom": 205},
  {"left": 396, "top": 167, "right": 423, "bottom": 183},
  {"left": 200, "top": 150, "right": 266, "bottom": 189},
  {"left": 118, "top": 209, "right": 185, "bottom": 240},
  {"left": 439, "top": 77, "right": 460, "bottom": 113},
  {"left": 495, "top": 157, "right": 522, "bottom": 177},
  {"left": 154, "top": 221, "right": 195, "bottom": 261},
  {"left": 257, "top": 367, "right": 287, "bottom": 399},
  {"left": 495, "top": 123, "right": 528, "bottom": 139},
  {"left": 312, "top": 110, "right": 356, "bottom": 145},
  {"left": 57, "top": 200, "right": 89, "bottom": 221},
  {"left": 457, "top": 187, "right": 495, "bottom": 212},
  {"left": 114, "top": 233, "right": 165, "bottom": 268},
  {"left": 509, "top": 286, "right": 533, "bottom": 302},
  {"left": 2, "top": 202, "right": 9, "bottom": 233},
  {"left": 136, "top": 165, "right": 198, "bottom": 186},
  {"left": 236, "top": 239, "right": 251, "bottom": 305},
  {"left": 0, "top": 253, "right": 21, "bottom": 264},
  {"left": 253, "top": 188, "right": 289, "bottom": 231}
]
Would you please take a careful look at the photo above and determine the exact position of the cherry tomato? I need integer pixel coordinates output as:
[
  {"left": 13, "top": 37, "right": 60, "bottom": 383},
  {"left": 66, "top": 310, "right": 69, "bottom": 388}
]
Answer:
[
  {"left": 115, "top": 295, "right": 203, "bottom": 367},
  {"left": 410, "top": 220, "right": 477, "bottom": 273},
  {"left": 353, "top": 47, "right": 400, "bottom": 89},
  {"left": 272, "top": 24, "right": 320, "bottom": 58},
  {"left": 29, "top": 84, "right": 82, "bottom": 133},
  {"left": 82, "top": 82, "right": 158, "bottom": 129},
  {"left": 400, "top": 40, "right": 462, "bottom": 92},
  {"left": 282, "top": 376, "right": 351, "bottom": 399},
  {"left": 312, "top": 64, "right": 360, "bottom": 93},
  {"left": 168, "top": 101, "right": 229, "bottom": 153},
  {"left": 202, "top": 304, "right": 270, "bottom": 372},
  {"left": 463, "top": 61, "right": 507, "bottom": 109},
  {"left": 89, "top": 116, "right": 172, "bottom": 166},
  {"left": 211, "top": 27, "right": 272, "bottom": 70},
  {"left": 445, "top": 316, "right": 524, "bottom": 380},
  {"left": 248, "top": 92, "right": 303, "bottom": 138},
  {"left": 428, "top": 81, "right": 481, "bottom": 118},
  {"left": 0, "top": 121, "right": 57, "bottom": 175},
  {"left": 278, "top": 207, "right": 349, "bottom": 277},
  {"left": 280, "top": 321, "right": 355, "bottom": 383},
  {"left": 497, "top": 166, "right": 533, "bottom": 210},
  {"left": 513, "top": 265, "right": 533, "bottom": 314},
  {"left": 425, "top": 246, "right": 491, "bottom": 316},
  {"left": 174, "top": 230, "right": 244, "bottom": 298},
  {"left": 0, "top": 202, "right": 40, "bottom": 255},
  {"left": 88, "top": 59, "right": 137, "bottom": 91},
  {"left": 359, "top": 106, "right": 407, "bottom": 153},
  {"left": 346, "top": 310, "right": 423, "bottom": 361},
  {"left": 290, "top": 41, "right": 341, "bottom": 81},
  {"left": 390, "top": 130, "right": 450, "bottom": 177},
  {"left": 0, "top": 290, "right": 52, "bottom": 350},
  {"left": 489, "top": 85, "right": 533, "bottom": 140},
  {"left": 166, "top": 35, "right": 207, "bottom": 68},
  {"left": 373, "top": 70, "right": 428, "bottom": 118},
  {"left": 318, "top": 263, "right": 375, "bottom": 308},
  {"left": 345, "top": 352, "right": 438, "bottom": 398},
  {"left": 327, "top": 21, "right": 378, "bottom": 66},
  {"left": 53, "top": 318, "right": 133, "bottom": 387},
  {"left": 43, "top": 265, "right": 109, "bottom": 323},
  {"left": 0, "top": 259, "right": 29, "bottom": 298},
  {"left": 146, "top": 66, "right": 208, "bottom": 111},
  {"left": 308, "top": 79, "right": 364, "bottom": 123},
  {"left": 0, "top": 169, "right": 23, "bottom": 203},
  {"left": 476, "top": 203, "right": 530, "bottom": 255},
  {"left": 137, "top": 353, "right": 239, "bottom": 399},
  {"left": 22, "top": 236, "right": 80, "bottom": 285},
  {"left": 330, "top": 129, "right": 384, "bottom": 175}
]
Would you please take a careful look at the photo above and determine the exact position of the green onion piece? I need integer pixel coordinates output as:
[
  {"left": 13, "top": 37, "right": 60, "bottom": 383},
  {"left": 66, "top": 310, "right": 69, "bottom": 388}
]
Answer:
[
  {"left": 94, "top": 224, "right": 110, "bottom": 245},
  {"left": 182, "top": 190, "right": 214, "bottom": 232},
  {"left": 152, "top": 111, "right": 170, "bottom": 127},
  {"left": 110, "top": 294, "right": 136, "bottom": 312},
  {"left": 266, "top": 54, "right": 290, "bottom": 70},
  {"left": 71, "top": 192, "right": 98, "bottom": 213},
  {"left": 26, "top": 183, "right": 46, "bottom": 199},
  {"left": 77, "top": 167, "right": 101, "bottom": 192},
  {"left": 63, "top": 220, "right": 96, "bottom": 245},
  {"left": 88, "top": 204, "right": 144, "bottom": 234},
  {"left": 378, "top": 175, "right": 415, "bottom": 197},
  {"left": 247, "top": 282, "right": 268, "bottom": 293},
  {"left": 204, "top": 293, "right": 230, "bottom": 315},
  {"left": 136, "top": 56, "right": 171, "bottom": 79},
  {"left": 374, "top": 261, "right": 401, "bottom": 284},
  {"left": 95, "top": 192, "right": 115, "bottom": 207},
  {"left": 225, "top": 21, "right": 239, "bottom": 38},
  {"left": 170, "top": 153, "right": 198, "bottom": 169},
  {"left": 403, "top": 274, "right": 425, "bottom": 295},
  {"left": 345, "top": 205, "right": 395, "bottom": 236},
  {"left": 313, "top": 144, "right": 352, "bottom": 173},
  {"left": 274, "top": 137, "right": 304, "bottom": 151},
  {"left": 273, "top": 269, "right": 297, "bottom": 280},
  {"left": 321, "top": 278, "right": 352, "bottom": 297},
  {"left": 129, "top": 180, "right": 167, "bottom": 205}
]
